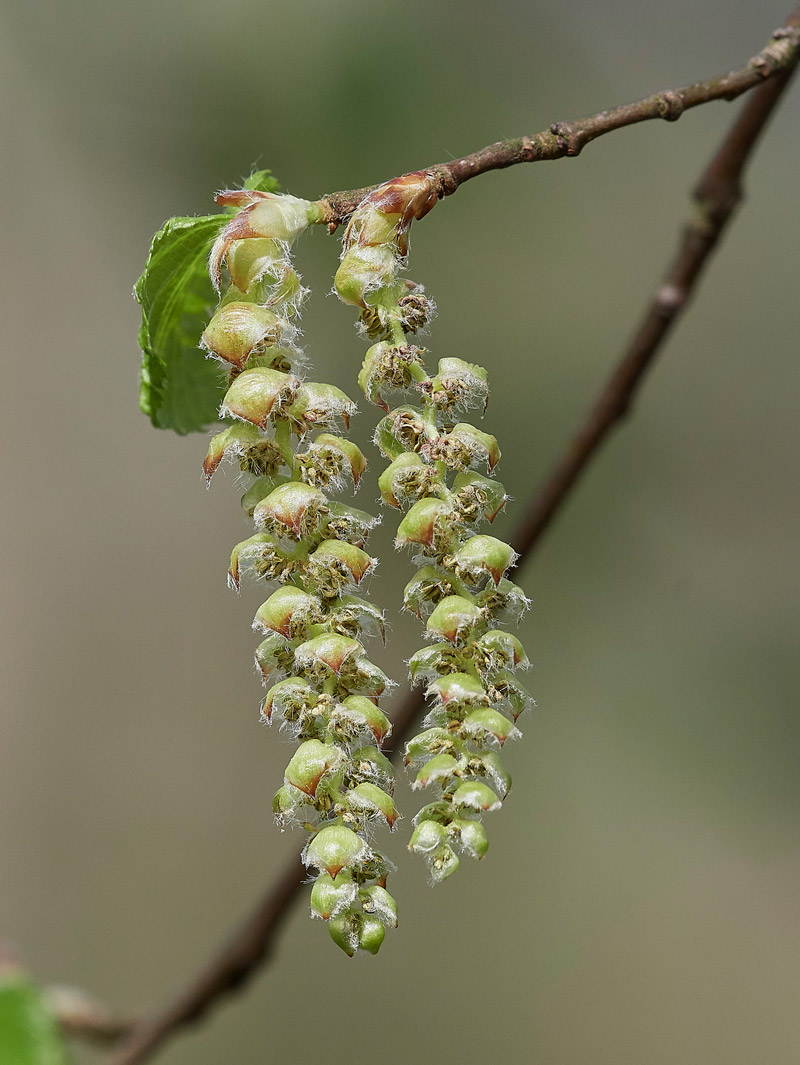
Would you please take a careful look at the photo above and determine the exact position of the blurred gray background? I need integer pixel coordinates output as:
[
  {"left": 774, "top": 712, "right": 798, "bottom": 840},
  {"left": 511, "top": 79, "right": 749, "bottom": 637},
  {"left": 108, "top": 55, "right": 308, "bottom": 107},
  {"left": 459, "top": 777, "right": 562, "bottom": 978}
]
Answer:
[{"left": 1, "top": 1, "right": 799, "bottom": 1063}]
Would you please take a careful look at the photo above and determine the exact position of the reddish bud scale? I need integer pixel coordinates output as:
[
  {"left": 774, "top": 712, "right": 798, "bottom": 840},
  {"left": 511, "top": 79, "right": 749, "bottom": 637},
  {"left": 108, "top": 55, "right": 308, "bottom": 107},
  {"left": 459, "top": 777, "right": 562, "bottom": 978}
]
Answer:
[
  {"left": 200, "top": 183, "right": 397, "bottom": 955},
  {"left": 338, "top": 173, "right": 534, "bottom": 885}
]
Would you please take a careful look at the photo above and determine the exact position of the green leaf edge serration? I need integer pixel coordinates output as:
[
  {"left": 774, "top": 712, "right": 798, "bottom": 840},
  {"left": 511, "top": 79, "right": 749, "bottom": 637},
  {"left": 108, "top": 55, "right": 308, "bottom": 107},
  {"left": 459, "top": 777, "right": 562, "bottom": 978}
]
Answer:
[{"left": 135, "top": 170, "right": 280, "bottom": 435}]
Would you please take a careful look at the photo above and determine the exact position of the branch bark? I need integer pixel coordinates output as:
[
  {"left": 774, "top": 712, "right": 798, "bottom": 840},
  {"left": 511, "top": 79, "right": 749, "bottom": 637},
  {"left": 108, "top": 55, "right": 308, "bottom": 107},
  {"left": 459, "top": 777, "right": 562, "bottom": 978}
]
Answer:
[
  {"left": 317, "top": 18, "right": 800, "bottom": 225},
  {"left": 47, "top": 985, "right": 135, "bottom": 1044},
  {"left": 108, "top": 12, "right": 800, "bottom": 1065},
  {"left": 0, "top": 946, "right": 133, "bottom": 1046}
]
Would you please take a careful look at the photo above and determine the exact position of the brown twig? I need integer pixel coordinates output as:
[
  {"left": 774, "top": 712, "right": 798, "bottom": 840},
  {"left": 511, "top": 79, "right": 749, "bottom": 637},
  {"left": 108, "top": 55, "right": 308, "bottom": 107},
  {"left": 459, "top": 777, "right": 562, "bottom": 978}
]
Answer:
[
  {"left": 47, "top": 985, "right": 135, "bottom": 1044},
  {"left": 109, "top": 13, "right": 800, "bottom": 1065},
  {"left": 316, "top": 18, "right": 800, "bottom": 225},
  {"left": 108, "top": 862, "right": 305, "bottom": 1065}
]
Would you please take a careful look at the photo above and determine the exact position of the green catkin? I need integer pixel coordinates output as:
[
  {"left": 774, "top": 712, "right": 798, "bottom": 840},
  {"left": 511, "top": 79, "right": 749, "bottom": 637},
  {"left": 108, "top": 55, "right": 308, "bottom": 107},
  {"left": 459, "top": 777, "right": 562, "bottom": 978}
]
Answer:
[
  {"left": 335, "top": 172, "right": 535, "bottom": 883},
  {"left": 202, "top": 187, "right": 398, "bottom": 954}
]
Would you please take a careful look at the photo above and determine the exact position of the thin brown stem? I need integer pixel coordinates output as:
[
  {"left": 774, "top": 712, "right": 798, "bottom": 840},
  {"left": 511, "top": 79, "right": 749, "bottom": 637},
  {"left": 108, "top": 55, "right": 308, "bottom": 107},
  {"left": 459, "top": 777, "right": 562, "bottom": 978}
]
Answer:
[
  {"left": 316, "top": 18, "right": 800, "bottom": 225},
  {"left": 108, "top": 861, "right": 304, "bottom": 1065},
  {"left": 109, "top": 12, "right": 800, "bottom": 1065},
  {"left": 0, "top": 948, "right": 133, "bottom": 1046},
  {"left": 47, "top": 986, "right": 135, "bottom": 1044}
]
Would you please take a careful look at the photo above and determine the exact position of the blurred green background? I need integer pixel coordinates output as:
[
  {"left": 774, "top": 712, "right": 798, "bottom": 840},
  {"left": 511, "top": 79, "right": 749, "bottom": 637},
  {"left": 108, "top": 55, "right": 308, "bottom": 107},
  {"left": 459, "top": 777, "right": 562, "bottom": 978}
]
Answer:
[{"left": 2, "top": 1, "right": 799, "bottom": 1062}]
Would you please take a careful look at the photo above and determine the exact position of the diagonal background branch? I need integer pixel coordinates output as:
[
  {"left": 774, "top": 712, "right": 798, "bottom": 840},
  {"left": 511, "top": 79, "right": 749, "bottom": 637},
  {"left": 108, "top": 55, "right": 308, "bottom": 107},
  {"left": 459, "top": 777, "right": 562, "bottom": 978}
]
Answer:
[{"left": 108, "top": 11, "right": 800, "bottom": 1064}]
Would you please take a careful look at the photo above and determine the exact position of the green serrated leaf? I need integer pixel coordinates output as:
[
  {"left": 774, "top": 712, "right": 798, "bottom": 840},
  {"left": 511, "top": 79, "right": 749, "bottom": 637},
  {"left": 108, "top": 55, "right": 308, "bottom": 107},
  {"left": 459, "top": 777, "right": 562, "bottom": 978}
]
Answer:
[
  {"left": 243, "top": 169, "right": 281, "bottom": 193},
  {"left": 136, "top": 171, "right": 283, "bottom": 435},
  {"left": 135, "top": 213, "right": 227, "bottom": 434},
  {"left": 0, "top": 970, "right": 69, "bottom": 1065}
]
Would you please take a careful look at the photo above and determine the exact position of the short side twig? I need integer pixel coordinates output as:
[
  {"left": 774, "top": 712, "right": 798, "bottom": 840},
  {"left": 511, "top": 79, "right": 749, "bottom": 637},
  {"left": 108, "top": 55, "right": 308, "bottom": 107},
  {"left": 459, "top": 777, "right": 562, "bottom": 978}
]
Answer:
[
  {"left": 47, "top": 985, "right": 135, "bottom": 1044},
  {"left": 0, "top": 946, "right": 132, "bottom": 1045},
  {"left": 108, "top": 861, "right": 304, "bottom": 1065},
  {"left": 108, "top": 10, "right": 800, "bottom": 1064}
]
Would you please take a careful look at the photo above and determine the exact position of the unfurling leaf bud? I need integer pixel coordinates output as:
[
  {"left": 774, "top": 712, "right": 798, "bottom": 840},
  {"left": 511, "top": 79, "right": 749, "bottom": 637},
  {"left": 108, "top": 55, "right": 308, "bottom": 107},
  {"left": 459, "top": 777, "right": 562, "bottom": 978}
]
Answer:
[
  {"left": 210, "top": 190, "right": 321, "bottom": 289},
  {"left": 342, "top": 172, "right": 438, "bottom": 259}
]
